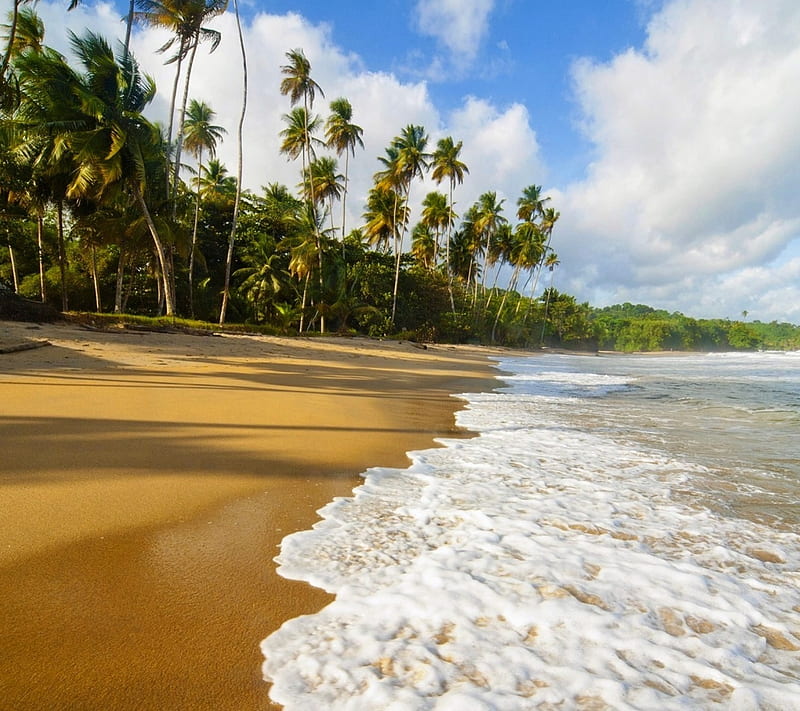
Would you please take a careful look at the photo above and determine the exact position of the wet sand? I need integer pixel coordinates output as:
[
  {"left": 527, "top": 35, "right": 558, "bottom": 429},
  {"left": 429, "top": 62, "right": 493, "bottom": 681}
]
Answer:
[{"left": 0, "top": 321, "right": 500, "bottom": 710}]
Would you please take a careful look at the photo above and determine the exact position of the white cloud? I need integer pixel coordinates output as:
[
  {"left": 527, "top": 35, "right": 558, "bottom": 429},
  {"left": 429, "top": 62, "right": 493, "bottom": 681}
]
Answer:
[
  {"left": 413, "top": 0, "right": 495, "bottom": 64},
  {"left": 556, "top": 0, "right": 800, "bottom": 321}
]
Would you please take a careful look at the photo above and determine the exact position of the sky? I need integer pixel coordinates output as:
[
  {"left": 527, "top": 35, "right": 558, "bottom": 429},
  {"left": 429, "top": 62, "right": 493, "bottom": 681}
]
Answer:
[{"left": 9, "top": 0, "right": 800, "bottom": 323}]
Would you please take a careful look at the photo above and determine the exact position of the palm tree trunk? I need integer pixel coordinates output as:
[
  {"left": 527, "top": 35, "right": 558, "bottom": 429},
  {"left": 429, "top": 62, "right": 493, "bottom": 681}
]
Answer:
[
  {"left": 7, "top": 242, "right": 18, "bottom": 292},
  {"left": 0, "top": 0, "right": 20, "bottom": 79},
  {"left": 540, "top": 269, "right": 556, "bottom": 344},
  {"left": 90, "top": 243, "right": 101, "bottom": 311},
  {"left": 165, "top": 40, "right": 187, "bottom": 200},
  {"left": 56, "top": 201, "right": 68, "bottom": 311},
  {"left": 114, "top": 249, "right": 126, "bottom": 313},
  {"left": 189, "top": 146, "right": 203, "bottom": 318},
  {"left": 172, "top": 36, "right": 200, "bottom": 215},
  {"left": 37, "top": 216, "right": 46, "bottom": 302},
  {"left": 298, "top": 272, "right": 309, "bottom": 333},
  {"left": 446, "top": 180, "right": 456, "bottom": 312},
  {"left": 123, "top": 0, "right": 134, "bottom": 57},
  {"left": 135, "top": 186, "right": 175, "bottom": 316},
  {"left": 219, "top": 0, "right": 247, "bottom": 326},
  {"left": 491, "top": 264, "right": 522, "bottom": 343}
]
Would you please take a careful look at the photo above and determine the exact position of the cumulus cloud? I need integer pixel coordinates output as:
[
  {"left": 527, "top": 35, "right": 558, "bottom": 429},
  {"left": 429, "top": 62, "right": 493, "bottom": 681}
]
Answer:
[
  {"left": 413, "top": 0, "right": 495, "bottom": 66},
  {"left": 556, "top": 0, "right": 800, "bottom": 321}
]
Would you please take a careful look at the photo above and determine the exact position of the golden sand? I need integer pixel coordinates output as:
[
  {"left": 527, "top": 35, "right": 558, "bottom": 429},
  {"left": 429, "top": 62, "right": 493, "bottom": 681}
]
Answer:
[{"left": 0, "top": 321, "right": 500, "bottom": 710}]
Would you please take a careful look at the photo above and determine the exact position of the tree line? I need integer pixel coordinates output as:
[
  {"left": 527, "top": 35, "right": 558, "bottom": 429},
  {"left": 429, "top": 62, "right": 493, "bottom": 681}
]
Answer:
[
  {"left": 0, "top": 2, "right": 579, "bottom": 347},
  {"left": 591, "top": 303, "right": 800, "bottom": 352}
]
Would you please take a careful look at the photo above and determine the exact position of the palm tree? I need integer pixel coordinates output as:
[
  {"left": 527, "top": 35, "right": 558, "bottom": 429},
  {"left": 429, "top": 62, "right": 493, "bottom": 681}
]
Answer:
[
  {"left": 1, "top": 0, "right": 35, "bottom": 84},
  {"left": 62, "top": 32, "right": 176, "bottom": 313},
  {"left": 362, "top": 184, "right": 406, "bottom": 253},
  {"left": 375, "top": 124, "right": 430, "bottom": 323},
  {"left": 410, "top": 222, "right": 435, "bottom": 269},
  {"left": 472, "top": 191, "right": 507, "bottom": 304},
  {"left": 491, "top": 220, "right": 545, "bottom": 341},
  {"left": 280, "top": 48, "right": 323, "bottom": 207},
  {"left": 540, "top": 251, "right": 560, "bottom": 342},
  {"left": 303, "top": 155, "right": 343, "bottom": 230},
  {"left": 135, "top": 0, "right": 226, "bottom": 199},
  {"left": 219, "top": 0, "right": 246, "bottom": 325},
  {"left": 324, "top": 97, "right": 363, "bottom": 240},
  {"left": 431, "top": 136, "right": 468, "bottom": 307},
  {"left": 420, "top": 190, "right": 453, "bottom": 267},
  {"left": 183, "top": 98, "right": 225, "bottom": 315}
]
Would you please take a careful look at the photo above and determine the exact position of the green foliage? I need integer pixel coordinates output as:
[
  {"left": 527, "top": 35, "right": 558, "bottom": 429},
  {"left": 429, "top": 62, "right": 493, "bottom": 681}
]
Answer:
[{"left": 589, "top": 303, "right": 799, "bottom": 352}]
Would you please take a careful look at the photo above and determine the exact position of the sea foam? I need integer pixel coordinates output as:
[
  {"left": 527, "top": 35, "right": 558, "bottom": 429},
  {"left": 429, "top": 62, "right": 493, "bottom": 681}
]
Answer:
[{"left": 261, "top": 354, "right": 800, "bottom": 710}]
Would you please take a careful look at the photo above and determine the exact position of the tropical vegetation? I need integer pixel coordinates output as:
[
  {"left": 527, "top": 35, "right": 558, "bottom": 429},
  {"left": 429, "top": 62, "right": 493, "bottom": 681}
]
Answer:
[{"left": 1, "top": 7, "right": 795, "bottom": 352}]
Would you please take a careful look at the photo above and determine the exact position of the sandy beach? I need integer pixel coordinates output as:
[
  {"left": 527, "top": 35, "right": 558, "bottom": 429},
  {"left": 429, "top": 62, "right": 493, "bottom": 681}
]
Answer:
[{"left": 0, "top": 320, "right": 500, "bottom": 710}]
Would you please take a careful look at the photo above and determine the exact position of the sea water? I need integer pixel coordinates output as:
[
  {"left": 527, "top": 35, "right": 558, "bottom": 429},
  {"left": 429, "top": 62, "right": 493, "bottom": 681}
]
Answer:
[{"left": 261, "top": 352, "right": 800, "bottom": 710}]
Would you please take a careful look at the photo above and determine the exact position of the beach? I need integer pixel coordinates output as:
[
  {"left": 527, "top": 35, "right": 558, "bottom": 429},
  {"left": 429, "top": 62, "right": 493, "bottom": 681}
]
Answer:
[{"left": 0, "top": 320, "right": 499, "bottom": 710}]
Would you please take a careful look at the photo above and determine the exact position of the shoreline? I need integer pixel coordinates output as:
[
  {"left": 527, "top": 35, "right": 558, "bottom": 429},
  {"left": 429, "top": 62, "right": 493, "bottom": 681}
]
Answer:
[{"left": 0, "top": 320, "right": 506, "bottom": 710}]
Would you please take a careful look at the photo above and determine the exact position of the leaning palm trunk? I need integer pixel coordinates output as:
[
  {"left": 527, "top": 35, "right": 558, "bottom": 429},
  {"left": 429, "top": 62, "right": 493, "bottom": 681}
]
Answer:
[
  {"left": 491, "top": 263, "right": 522, "bottom": 343},
  {"left": 219, "top": 0, "right": 247, "bottom": 325},
  {"left": 37, "top": 216, "right": 45, "bottom": 302},
  {"left": 90, "top": 243, "right": 101, "bottom": 311},
  {"left": 56, "top": 201, "right": 68, "bottom": 311},
  {"left": 134, "top": 187, "right": 176, "bottom": 316},
  {"left": 172, "top": 37, "right": 200, "bottom": 214},
  {"left": 7, "top": 242, "right": 18, "bottom": 291},
  {"left": 188, "top": 147, "right": 203, "bottom": 318}
]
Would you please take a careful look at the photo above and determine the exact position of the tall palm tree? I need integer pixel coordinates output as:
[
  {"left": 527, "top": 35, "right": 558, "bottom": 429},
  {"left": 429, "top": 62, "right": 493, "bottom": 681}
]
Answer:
[
  {"left": 472, "top": 191, "right": 506, "bottom": 302},
  {"left": 279, "top": 48, "right": 323, "bottom": 208},
  {"left": 375, "top": 124, "right": 429, "bottom": 323},
  {"left": 279, "top": 49, "right": 327, "bottom": 330},
  {"left": 63, "top": 32, "right": 176, "bottom": 313},
  {"left": 324, "top": 97, "right": 363, "bottom": 240},
  {"left": 1, "top": 0, "right": 35, "bottom": 84},
  {"left": 135, "top": 0, "right": 226, "bottom": 199},
  {"left": 219, "top": 0, "right": 246, "bottom": 325},
  {"left": 516, "top": 183, "right": 550, "bottom": 223},
  {"left": 303, "top": 155, "right": 343, "bottom": 231},
  {"left": 540, "top": 252, "right": 560, "bottom": 342},
  {"left": 491, "top": 220, "right": 545, "bottom": 342},
  {"left": 420, "top": 190, "right": 453, "bottom": 266},
  {"left": 362, "top": 183, "right": 406, "bottom": 253},
  {"left": 183, "top": 98, "right": 224, "bottom": 315},
  {"left": 431, "top": 136, "right": 468, "bottom": 300},
  {"left": 410, "top": 222, "right": 435, "bottom": 269}
]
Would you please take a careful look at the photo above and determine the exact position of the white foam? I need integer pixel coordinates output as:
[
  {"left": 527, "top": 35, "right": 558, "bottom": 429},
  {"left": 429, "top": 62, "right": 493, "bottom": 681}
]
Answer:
[{"left": 261, "top": 355, "right": 800, "bottom": 709}]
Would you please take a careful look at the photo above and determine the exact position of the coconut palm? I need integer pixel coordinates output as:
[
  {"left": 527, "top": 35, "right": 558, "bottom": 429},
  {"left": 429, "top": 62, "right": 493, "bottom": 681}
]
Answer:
[
  {"left": 375, "top": 124, "right": 429, "bottom": 323},
  {"left": 324, "top": 97, "right": 363, "bottom": 240},
  {"left": 280, "top": 48, "right": 323, "bottom": 206},
  {"left": 491, "top": 220, "right": 545, "bottom": 341},
  {"left": 218, "top": 0, "right": 246, "bottom": 325},
  {"left": 363, "top": 183, "right": 406, "bottom": 253},
  {"left": 431, "top": 136, "right": 468, "bottom": 303},
  {"left": 472, "top": 191, "right": 507, "bottom": 302},
  {"left": 32, "top": 31, "right": 177, "bottom": 313},
  {"left": 410, "top": 222, "right": 435, "bottom": 269},
  {"left": 135, "top": 0, "right": 226, "bottom": 198},
  {"left": 420, "top": 190, "right": 453, "bottom": 267},
  {"left": 302, "top": 155, "right": 343, "bottom": 230},
  {"left": 183, "top": 98, "right": 225, "bottom": 315}
]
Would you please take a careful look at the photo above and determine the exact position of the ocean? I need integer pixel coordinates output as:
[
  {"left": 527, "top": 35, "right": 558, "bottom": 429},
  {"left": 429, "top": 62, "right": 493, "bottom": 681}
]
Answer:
[{"left": 261, "top": 351, "right": 800, "bottom": 710}]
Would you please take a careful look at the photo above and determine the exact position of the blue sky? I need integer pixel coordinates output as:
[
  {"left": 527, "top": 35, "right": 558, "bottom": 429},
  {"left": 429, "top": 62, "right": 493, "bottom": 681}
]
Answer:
[{"left": 13, "top": 0, "right": 800, "bottom": 323}]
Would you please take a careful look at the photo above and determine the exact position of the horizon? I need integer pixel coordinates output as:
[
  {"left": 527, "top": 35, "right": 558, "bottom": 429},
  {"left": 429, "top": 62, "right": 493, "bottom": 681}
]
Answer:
[{"left": 8, "top": 0, "right": 800, "bottom": 324}]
